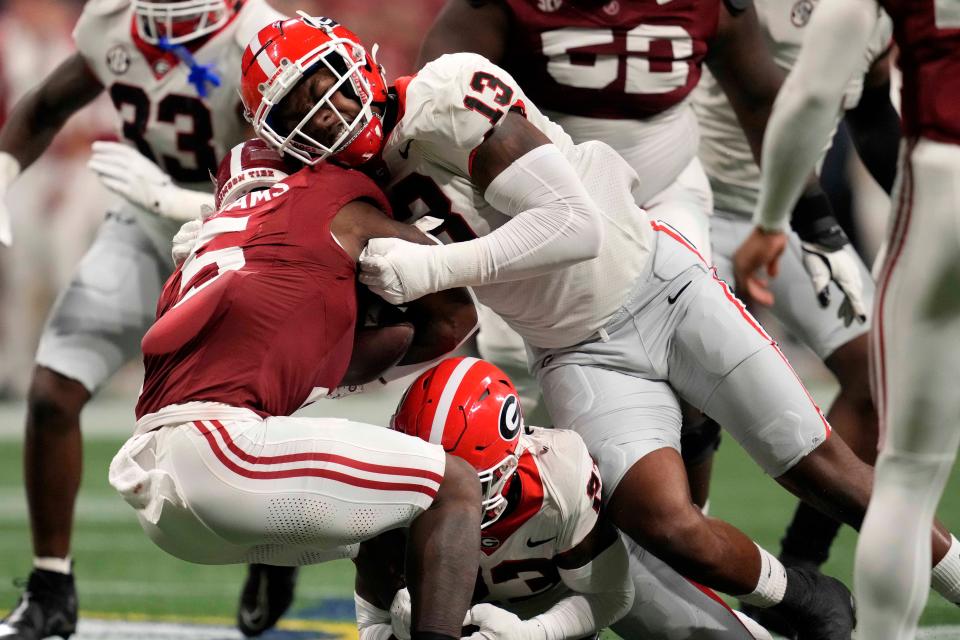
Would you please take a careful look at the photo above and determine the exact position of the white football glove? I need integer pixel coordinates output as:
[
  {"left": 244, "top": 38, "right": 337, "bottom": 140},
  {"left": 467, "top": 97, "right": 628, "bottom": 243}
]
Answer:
[
  {"left": 800, "top": 241, "right": 867, "bottom": 327},
  {"left": 0, "top": 151, "right": 22, "bottom": 246},
  {"left": 171, "top": 218, "right": 203, "bottom": 267},
  {"left": 88, "top": 141, "right": 213, "bottom": 221},
  {"left": 389, "top": 588, "right": 412, "bottom": 640},
  {"left": 359, "top": 237, "right": 445, "bottom": 305},
  {"left": 464, "top": 604, "right": 546, "bottom": 640}
]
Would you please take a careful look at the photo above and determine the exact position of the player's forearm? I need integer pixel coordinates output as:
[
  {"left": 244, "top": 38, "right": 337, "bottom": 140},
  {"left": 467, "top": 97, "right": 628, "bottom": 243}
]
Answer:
[
  {"left": 399, "top": 287, "right": 478, "bottom": 366},
  {"left": 433, "top": 144, "right": 604, "bottom": 288},
  {"left": 0, "top": 54, "right": 103, "bottom": 172},
  {"left": 534, "top": 540, "right": 635, "bottom": 640},
  {"left": 754, "top": 0, "right": 880, "bottom": 231}
]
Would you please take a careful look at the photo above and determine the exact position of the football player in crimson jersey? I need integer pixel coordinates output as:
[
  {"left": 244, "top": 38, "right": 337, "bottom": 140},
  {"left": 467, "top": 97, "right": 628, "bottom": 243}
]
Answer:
[
  {"left": 106, "top": 138, "right": 483, "bottom": 640},
  {"left": 0, "top": 0, "right": 284, "bottom": 635},
  {"left": 355, "top": 357, "right": 771, "bottom": 640},
  {"left": 239, "top": 12, "right": 960, "bottom": 637},
  {"left": 739, "top": 0, "right": 960, "bottom": 636}
]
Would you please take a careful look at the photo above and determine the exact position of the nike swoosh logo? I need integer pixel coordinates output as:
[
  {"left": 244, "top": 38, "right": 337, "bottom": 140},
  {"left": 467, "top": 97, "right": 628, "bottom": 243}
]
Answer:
[
  {"left": 526, "top": 536, "right": 556, "bottom": 548},
  {"left": 667, "top": 281, "right": 692, "bottom": 304},
  {"left": 398, "top": 140, "right": 413, "bottom": 159}
]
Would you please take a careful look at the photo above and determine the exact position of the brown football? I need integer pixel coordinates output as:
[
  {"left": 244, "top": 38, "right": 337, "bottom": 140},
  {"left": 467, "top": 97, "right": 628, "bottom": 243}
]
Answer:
[{"left": 340, "top": 322, "right": 415, "bottom": 386}]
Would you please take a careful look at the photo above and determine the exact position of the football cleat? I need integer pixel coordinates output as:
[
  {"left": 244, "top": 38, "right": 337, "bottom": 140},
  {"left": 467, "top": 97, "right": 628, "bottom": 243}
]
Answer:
[
  {"left": 236, "top": 564, "right": 298, "bottom": 637},
  {"left": 0, "top": 569, "right": 77, "bottom": 640},
  {"left": 767, "top": 567, "right": 855, "bottom": 640}
]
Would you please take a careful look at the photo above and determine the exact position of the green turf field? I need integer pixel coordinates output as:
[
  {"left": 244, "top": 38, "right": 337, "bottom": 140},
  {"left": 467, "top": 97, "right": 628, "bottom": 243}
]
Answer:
[{"left": 0, "top": 389, "right": 958, "bottom": 639}]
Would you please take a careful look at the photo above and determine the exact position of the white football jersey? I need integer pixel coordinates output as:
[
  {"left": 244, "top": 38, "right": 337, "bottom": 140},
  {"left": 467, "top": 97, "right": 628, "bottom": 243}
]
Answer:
[
  {"left": 693, "top": 0, "right": 893, "bottom": 216},
  {"left": 382, "top": 53, "right": 652, "bottom": 349},
  {"left": 474, "top": 427, "right": 601, "bottom": 620},
  {"left": 73, "top": 0, "right": 284, "bottom": 244}
]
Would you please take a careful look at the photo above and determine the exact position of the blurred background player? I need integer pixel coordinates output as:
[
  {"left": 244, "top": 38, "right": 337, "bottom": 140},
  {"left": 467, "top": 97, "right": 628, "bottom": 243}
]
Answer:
[
  {"left": 693, "top": 0, "right": 899, "bottom": 632},
  {"left": 0, "top": 0, "right": 114, "bottom": 398},
  {"left": 735, "top": 0, "right": 960, "bottom": 636},
  {"left": 358, "top": 356, "right": 771, "bottom": 640},
  {"left": 0, "top": 0, "right": 285, "bottom": 636},
  {"left": 110, "top": 138, "right": 482, "bottom": 640}
]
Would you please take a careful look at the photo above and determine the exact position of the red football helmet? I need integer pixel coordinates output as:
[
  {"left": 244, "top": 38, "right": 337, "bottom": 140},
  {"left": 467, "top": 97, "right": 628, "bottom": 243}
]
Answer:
[
  {"left": 213, "top": 139, "right": 291, "bottom": 210},
  {"left": 133, "top": 0, "right": 237, "bottom": 46},
  {"left": 240, "top": 12, "right": 388, "bottom": 167},
  {"left": 392, "top": 357, "right": 524, "bottom": 529}
]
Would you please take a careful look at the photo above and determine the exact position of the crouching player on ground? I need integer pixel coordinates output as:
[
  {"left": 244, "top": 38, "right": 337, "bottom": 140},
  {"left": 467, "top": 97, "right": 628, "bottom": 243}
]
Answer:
[
  {"left": 355, "top": 357, "right": 771, "bottom": 640},
  {"left": 108, "top": 140, "right": 482, "bottom": 640}
]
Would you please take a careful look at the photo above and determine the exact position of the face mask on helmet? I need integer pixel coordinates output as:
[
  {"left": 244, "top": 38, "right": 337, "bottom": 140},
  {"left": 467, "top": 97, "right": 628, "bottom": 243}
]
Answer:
[
  {"left": 133, "top": 0, "right": 233, "bottom": 46},
  {"left": 241, "top": 13, "right": 388, "bottom": 167},
  {"left": 391, "top": 357, "right": 525, "bottom": 529},
  {"left": 213, "top": 139, "right": 291, "bottom": 210}
]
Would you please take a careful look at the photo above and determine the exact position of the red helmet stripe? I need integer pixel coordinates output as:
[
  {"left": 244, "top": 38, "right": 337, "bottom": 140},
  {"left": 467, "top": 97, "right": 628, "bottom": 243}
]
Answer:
[{"left": 428, "top": 356, "right": 480, "bottom": 444}]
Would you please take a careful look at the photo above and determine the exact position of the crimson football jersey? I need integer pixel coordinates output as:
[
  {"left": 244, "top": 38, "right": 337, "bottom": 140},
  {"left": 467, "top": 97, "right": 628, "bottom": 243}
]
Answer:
[
  {"left": 879, "top": 0, "right": 960, "bottom": 144},
  {"left": 500, "top": 0, "right": 720, "bottom": 119},
  {"left": 135, "top": 163, "right": 389, "bottom": 420}
]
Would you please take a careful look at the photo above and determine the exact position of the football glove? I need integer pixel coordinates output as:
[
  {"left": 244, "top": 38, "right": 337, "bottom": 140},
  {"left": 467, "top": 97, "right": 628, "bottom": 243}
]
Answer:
[
  {"left": 171, "top": 218, "right": 203, "bottom": 267},
  {"left": 464, "top": 604, "right": 546, "bottom": 640},
  {"left": 88, "top": 141, "right": 214, "bottom": 221},
  {"left": 358, "top": 217, "right": 447, "bottom": 305},
  {"left": 793, "top": 212, "right": 867, "bottom": 327},
  {"left": 0, "top": 151, "right": 21, "bottom": 246}
]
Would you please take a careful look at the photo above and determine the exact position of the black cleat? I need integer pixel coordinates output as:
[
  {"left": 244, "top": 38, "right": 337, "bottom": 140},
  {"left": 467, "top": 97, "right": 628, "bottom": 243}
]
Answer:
[
  {"left": 0, "top": 569, "right": 77, "bottom": 640},
  {"left": 767, "top": 567, "right": 856, "bottom": 640},
  {"left": 236, "top": 564, "right": 298, "bottom": 637}
]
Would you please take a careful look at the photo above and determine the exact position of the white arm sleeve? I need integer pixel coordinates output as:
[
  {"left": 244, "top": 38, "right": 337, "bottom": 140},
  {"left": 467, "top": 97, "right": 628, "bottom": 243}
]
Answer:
[
  {"left": 753, "top": 0, "right": 882, "bottom": 231},
  {"left": 532, "top": 536, "right": 635, "bottom": 640},
  {"left": 431, "top": 143, "right": 604, "bottom": 288},
  {"left": 159, "top": 187, "right": 217, "bottom": 222},
  {"left": 355, "top": 592, "right": 395, "bottom": 640}
]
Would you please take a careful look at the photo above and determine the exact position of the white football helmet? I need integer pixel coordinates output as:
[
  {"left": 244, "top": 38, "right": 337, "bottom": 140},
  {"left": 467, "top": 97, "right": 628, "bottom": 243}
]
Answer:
[{"left": 133, "top": 0, "right": 236, "bottom": 46}]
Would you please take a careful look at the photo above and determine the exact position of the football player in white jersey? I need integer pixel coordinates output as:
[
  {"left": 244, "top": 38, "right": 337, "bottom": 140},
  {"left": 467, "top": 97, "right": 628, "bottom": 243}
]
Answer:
[
  {"left": 0, "top": 0, "right": 283, "bottom": 636},
  {"left": 415, "top": 0, "right": 881, "bottom": 513},
  {"left": 356, "top": 357, "right": 770, "bottom": 640},
  {"left": 239, "top": 13, "right": 960, "bottom": 637},
  {"left": 692, "top": 0, "right": 899, "bottom": 634}
]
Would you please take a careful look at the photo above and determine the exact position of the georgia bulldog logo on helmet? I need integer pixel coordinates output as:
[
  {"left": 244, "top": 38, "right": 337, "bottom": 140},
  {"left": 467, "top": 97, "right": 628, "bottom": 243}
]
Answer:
[
  {"left": 392, "top": 357, "right": 524, "bottom": 529},
  {"left": 239, "top": 12, "right": 388, "bottom": 167}
]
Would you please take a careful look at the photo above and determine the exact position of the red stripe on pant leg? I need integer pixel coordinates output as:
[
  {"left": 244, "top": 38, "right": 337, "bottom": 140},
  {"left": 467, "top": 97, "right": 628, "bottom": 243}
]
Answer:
[
  {"left": 873, "top": 143, "right": 916, "bottom": 440},
  {"left": 714, "top": 277, "right": 831, "bottom": 439},
  {"left": 651, "top": 220, "right": 707, "bottom": 265},
  {"left": 193, "top": 422, "right": 438, "bottom": 499},
  {"left": 686, "top": 579, "right": 754, "bottom": 634},
  {"left": 206, "top": 420, "right": 444, "bottom": 484}
]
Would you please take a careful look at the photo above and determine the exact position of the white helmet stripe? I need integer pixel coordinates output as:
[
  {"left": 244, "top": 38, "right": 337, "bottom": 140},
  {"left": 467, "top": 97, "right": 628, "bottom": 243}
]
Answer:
[
  {"left": 229, "top": 145, "right": 243, "bottom": 178},
  {"left": 252, "top": 31, "right": 278, "bottom": 79},
  {"left": 428, "top": 357, "right": 480, "bottom": 445}
]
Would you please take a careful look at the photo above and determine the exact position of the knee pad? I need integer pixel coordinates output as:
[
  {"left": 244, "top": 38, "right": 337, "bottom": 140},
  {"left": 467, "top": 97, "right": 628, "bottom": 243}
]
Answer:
[{"left": 680, "top": 417, "right": 721, "bottom": 467}]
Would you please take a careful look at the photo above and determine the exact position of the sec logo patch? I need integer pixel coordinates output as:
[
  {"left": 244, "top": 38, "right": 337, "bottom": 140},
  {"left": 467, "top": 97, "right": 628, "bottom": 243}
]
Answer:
[
  {"left": 791, "top": 0, "right": 816, "bottom": 27},
  {"left": 106, "top": 45, "right": 130, "bottom": 75}
]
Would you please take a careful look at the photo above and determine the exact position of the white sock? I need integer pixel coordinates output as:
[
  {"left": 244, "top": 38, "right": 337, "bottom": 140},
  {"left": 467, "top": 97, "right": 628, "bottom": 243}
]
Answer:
[
  {"left": 932, "top": 534, "right": 960, "bottom": 604},
  {"left": 739, "top": 544, "right": 788, "bottom": 607},
  {"left": 33, "top": 556, "right": 71, "bottom": 575}
]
